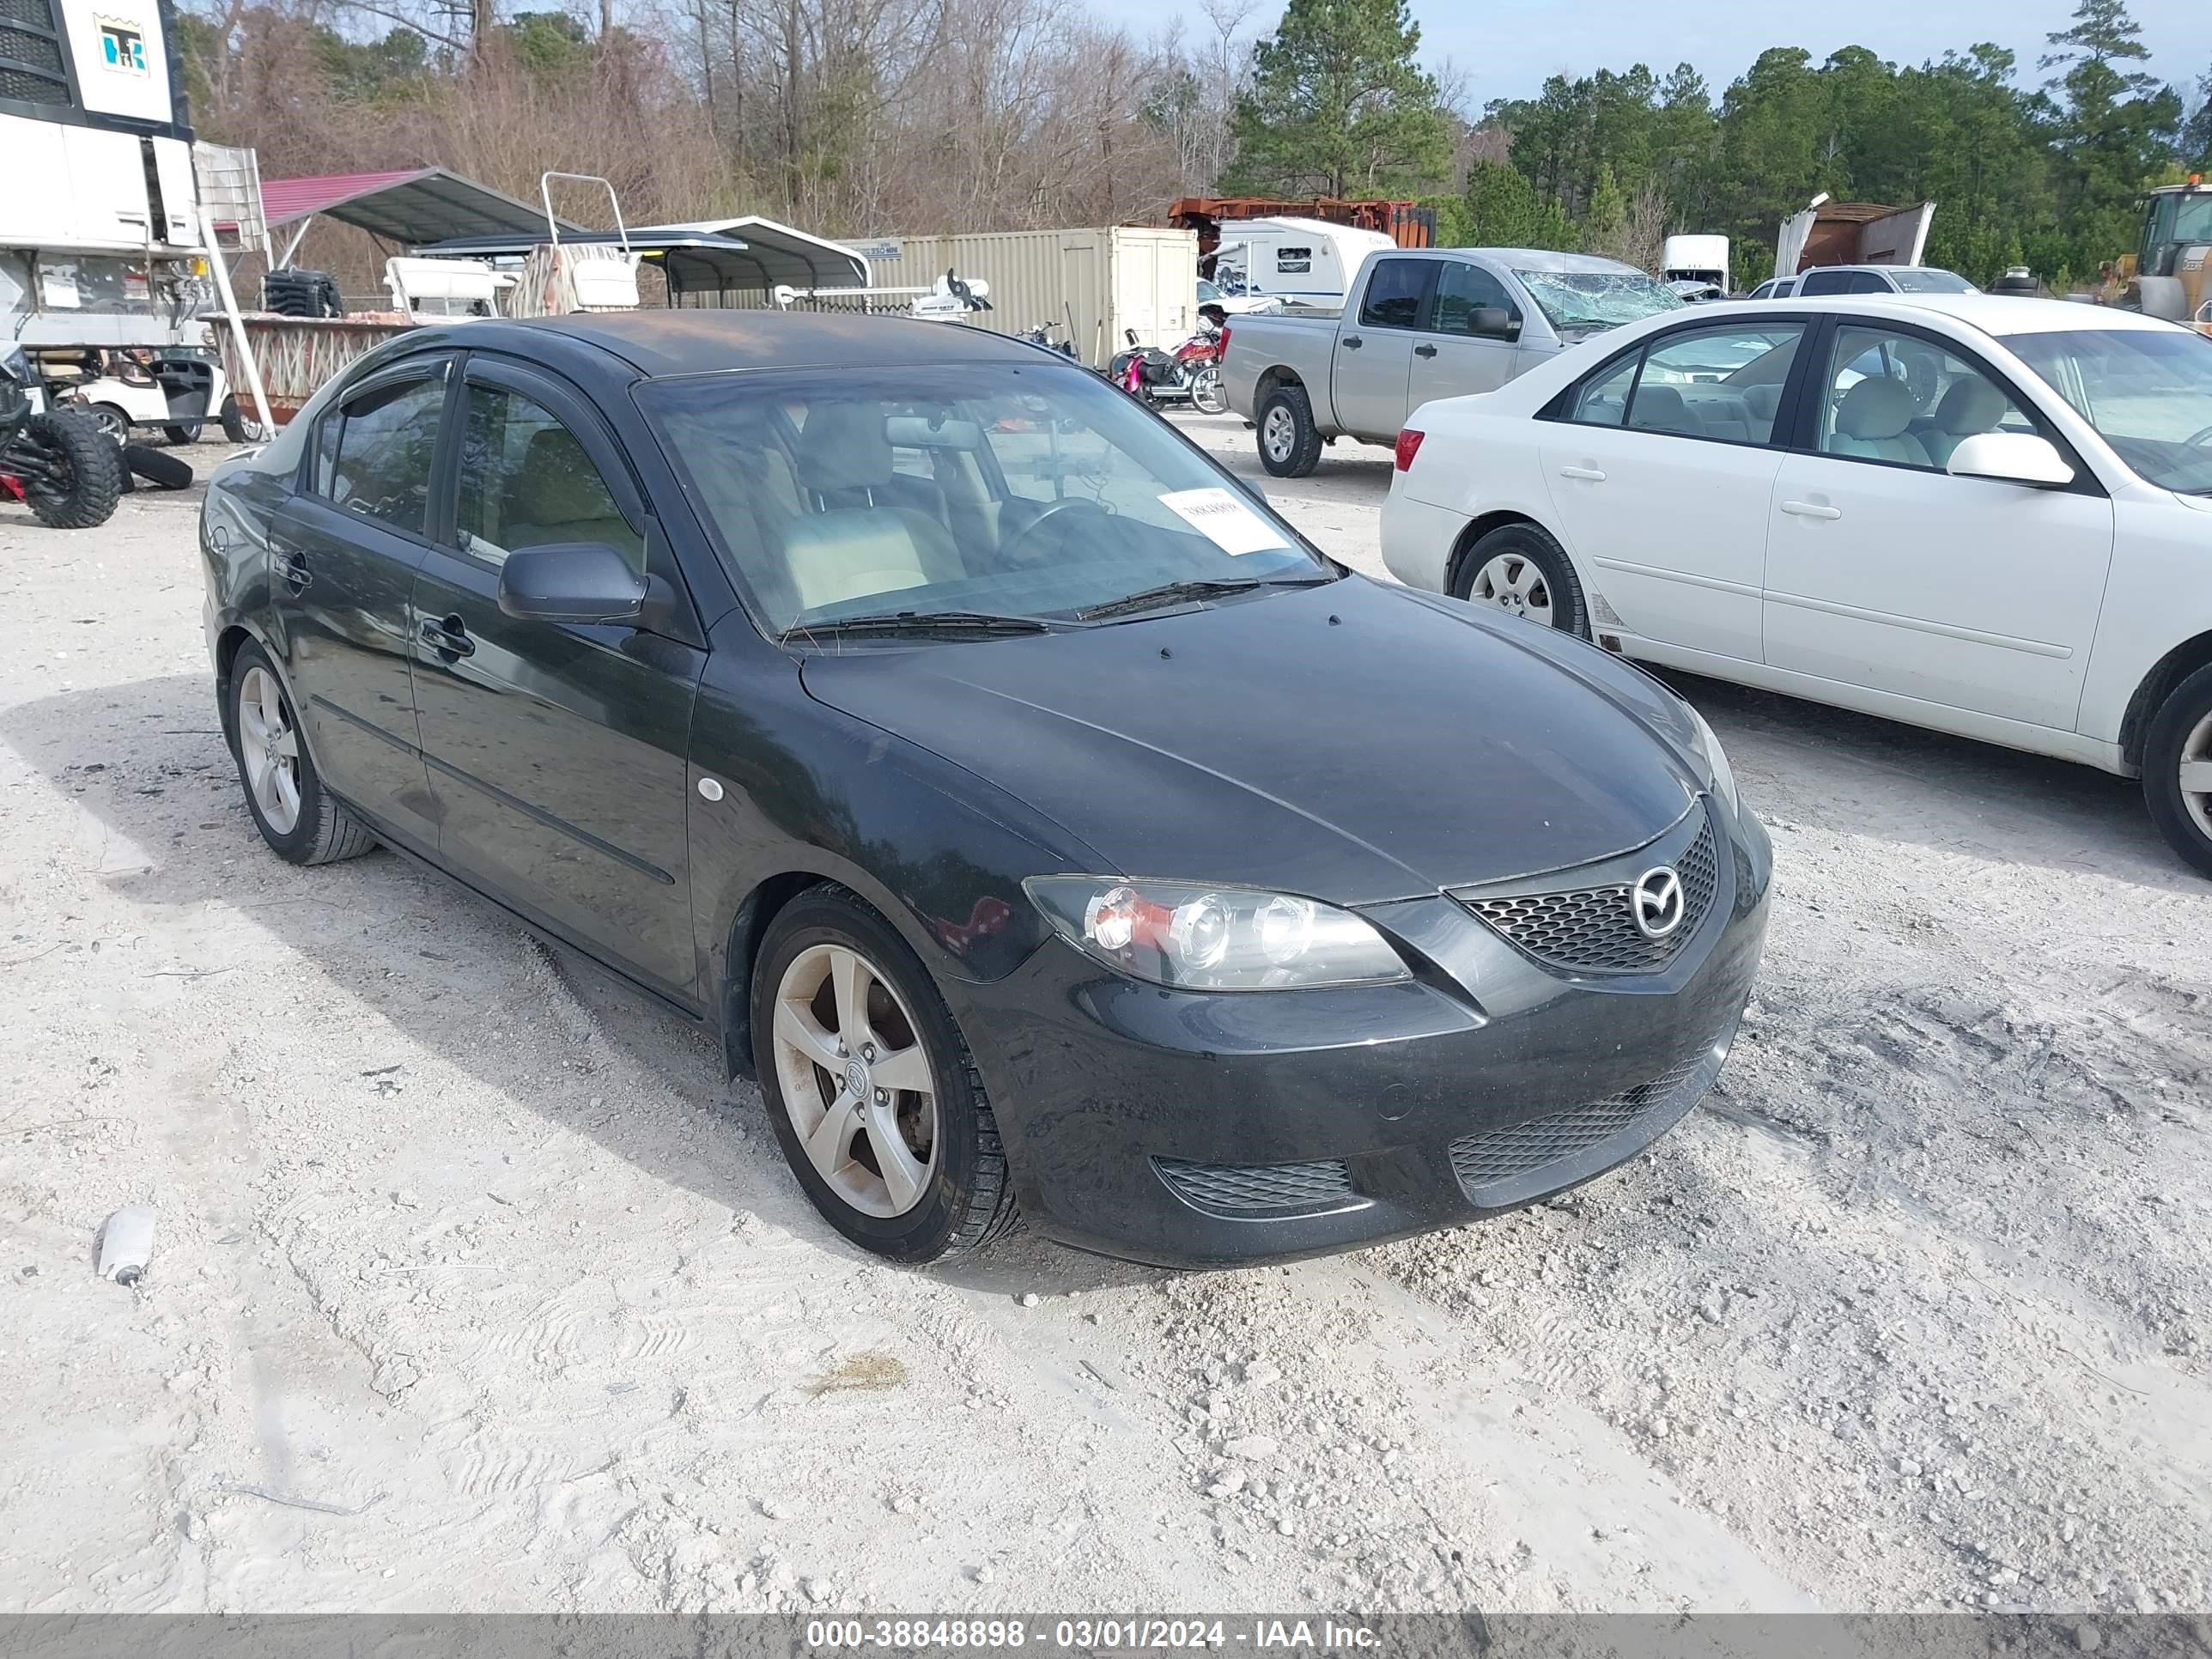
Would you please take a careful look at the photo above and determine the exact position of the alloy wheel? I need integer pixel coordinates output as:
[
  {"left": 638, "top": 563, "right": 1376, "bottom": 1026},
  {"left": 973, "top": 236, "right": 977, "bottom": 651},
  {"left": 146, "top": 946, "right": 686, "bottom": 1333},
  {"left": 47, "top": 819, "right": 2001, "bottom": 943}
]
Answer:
[
  {"left": 1261, "top": 404, "right": 1296, "bottom": 464},
  {"left": 2182, "top": 708, "right": 2212, "bottom": 842},
  {"left": 86, "top": 405, "right": 129, "bottom": 446},
  {"left": 770, "top": 942, "right": 939, "bottom": 1218},
  {"left": 235, "top": 664, "right": 302, "bottom": 834},
  {"left": 1469, "top": 552, "right": 1554, "bottom": 626}
]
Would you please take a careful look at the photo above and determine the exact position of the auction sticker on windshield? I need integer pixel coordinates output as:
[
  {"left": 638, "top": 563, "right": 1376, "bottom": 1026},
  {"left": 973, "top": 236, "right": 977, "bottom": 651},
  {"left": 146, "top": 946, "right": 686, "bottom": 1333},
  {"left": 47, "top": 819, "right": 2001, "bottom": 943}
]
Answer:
[{"left": 1158, "top": 488, "right": 1291, "bottom": 555}]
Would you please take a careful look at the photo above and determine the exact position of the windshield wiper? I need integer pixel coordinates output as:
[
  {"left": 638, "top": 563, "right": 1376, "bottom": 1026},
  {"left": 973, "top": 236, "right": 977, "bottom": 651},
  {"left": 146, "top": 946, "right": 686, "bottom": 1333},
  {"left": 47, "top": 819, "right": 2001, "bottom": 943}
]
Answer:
[
  {"left": 780, "top": 609, "right": 1061, "bottom": 643},
  {"left": 1076, "top": 573, "right": 1334, "bottom": 623}
]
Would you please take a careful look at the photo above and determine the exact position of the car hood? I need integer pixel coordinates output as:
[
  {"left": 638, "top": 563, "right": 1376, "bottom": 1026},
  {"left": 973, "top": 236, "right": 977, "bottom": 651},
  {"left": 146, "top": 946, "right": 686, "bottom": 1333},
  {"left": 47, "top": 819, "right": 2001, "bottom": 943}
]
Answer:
[{"left": 799, "top": 579, "right": 1701, "bottom": 904}]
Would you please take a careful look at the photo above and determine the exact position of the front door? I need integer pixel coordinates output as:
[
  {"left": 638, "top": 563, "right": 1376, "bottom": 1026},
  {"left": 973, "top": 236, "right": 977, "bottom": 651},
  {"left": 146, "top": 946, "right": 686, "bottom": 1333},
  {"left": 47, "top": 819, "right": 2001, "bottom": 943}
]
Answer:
[
  {"left": 407, "top": 358, "right": 708, "bottom": 1001},
  {"left": 1762, "top": 319, "right": 2116, "bottom": 731},
  {"left": 1407, "top": 258, "right": 1523, "bottom": 410},
  {"left": 268, "top": 358, "right": 453, "bottom": 847},
  {"left": 1331, "top": 257, "right": 1432, "bottom": 443},
  {"left": 1539, "top": 319, "right": 1812, "bottom": 662}
]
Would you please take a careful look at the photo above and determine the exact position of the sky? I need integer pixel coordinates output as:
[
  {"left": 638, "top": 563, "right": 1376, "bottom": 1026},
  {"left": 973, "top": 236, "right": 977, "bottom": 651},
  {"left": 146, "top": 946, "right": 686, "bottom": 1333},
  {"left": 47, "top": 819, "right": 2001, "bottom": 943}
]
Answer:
[{"left": 1119, "top": 0, "right": 2210, "bottom": 116}]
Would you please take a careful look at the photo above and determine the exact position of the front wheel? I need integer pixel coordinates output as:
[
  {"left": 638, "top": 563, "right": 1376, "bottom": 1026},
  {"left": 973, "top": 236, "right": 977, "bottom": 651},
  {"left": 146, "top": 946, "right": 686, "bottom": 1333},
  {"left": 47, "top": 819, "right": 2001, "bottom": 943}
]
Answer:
[
  {"left": 2143, "top": 663, "right": 2212, "bottom": 879},
  {"left": 219, "top": 394, "right": 267, "bottom": 444},
  {"left": 1455, "top": 521, "right": 1589, "bottom": 639},
  {"left": 16, "top": 410, "right": 125, "bottom": 529},
  {"left": 1192, "top": 365, "right": 1229, "bottom": 416},
  {"left": 753, "top": 887, "right": 1018, "bottom": 1262}
]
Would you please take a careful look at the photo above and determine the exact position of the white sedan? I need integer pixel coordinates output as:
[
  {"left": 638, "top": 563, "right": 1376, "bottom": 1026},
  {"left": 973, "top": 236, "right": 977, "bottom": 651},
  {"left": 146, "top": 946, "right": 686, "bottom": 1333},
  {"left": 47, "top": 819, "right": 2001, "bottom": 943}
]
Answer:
[{"left": 1382, "top": 295, "right": 2212, "bottom": 876}]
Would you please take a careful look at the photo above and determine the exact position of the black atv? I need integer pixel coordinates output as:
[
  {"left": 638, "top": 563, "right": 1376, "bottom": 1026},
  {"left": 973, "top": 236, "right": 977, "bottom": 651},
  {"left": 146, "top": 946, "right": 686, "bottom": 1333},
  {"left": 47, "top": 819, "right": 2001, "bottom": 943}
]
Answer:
[{"left": 1, "top": 345, "right": 124, "bottom": 530}]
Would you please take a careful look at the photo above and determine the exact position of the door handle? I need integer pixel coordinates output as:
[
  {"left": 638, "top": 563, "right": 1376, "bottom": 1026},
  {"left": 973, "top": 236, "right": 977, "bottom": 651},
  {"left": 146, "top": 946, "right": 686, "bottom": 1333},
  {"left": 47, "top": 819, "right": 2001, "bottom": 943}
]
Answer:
[
  {"left": 1413, "top": 343, "right": 1438, "bottom": 358},
  {"left": 1558, "top": 465, "right": 1607, "bottom": 482},
  {"left": 1780, "top": 501, "right": 1843, "bottom": 520},
  {"left": 276, "top": 546, "right": 313, "bottom": 592},
  {"left": 1340, "top": 336, "right": 1363, "bottom": 349},
  {"left": 420, "top": 615, "right": 476, "bottom": 659}
]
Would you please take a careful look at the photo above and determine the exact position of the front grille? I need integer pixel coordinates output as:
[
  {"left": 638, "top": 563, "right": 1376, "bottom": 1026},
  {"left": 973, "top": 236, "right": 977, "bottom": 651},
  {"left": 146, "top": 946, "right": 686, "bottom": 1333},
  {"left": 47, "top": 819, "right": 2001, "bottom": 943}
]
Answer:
[
  {"left": 1154, "top": 1156, "right": 1358, "bottom": 1216},
  {"left": 1462, "top": 817, "right": 1718, "bottom": 973},
  {"left": 1449, "top": 1050, "right": 1716, "bottom": 1199}
]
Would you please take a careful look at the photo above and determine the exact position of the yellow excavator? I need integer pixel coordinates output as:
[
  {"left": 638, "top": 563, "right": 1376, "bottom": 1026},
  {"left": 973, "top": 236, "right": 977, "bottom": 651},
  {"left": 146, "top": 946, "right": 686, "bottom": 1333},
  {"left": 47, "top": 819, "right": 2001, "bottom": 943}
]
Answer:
[{"left": 2124, "top": 176, "right": 2212, "bottom": 332}]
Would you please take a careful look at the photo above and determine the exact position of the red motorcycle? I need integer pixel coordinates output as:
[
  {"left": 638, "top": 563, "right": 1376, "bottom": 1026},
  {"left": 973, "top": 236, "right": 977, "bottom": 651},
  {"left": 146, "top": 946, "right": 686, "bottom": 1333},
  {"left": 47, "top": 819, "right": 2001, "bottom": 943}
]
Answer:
[{"left": 1109, "top": 323, "right": 1230, "bottom": 415}]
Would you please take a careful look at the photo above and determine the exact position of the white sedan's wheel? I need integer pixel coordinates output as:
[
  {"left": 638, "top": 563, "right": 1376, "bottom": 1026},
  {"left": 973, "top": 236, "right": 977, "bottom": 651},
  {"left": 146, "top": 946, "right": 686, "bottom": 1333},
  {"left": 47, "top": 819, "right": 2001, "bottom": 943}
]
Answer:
[
  {"left": 2180, "top": 708, "right": 2212, "bottom": 842},
  {"left": 235, "top": 663, "right": 303, "bottom": 834},
  {"left": 1468, "top": 551, "right": 1554, "bottom": 627},
  {"left": 771, "top": 941, "right": 939, "bottom": 1218}
]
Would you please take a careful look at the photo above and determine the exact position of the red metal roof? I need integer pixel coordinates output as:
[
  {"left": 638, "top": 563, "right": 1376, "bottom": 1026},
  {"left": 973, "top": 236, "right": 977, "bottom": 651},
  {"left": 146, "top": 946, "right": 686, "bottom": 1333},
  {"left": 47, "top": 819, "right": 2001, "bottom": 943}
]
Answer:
[
  {"left": 260, "top": 169, "right": 436, "bottom": 227},
  {"left": 258, "top": 167, "right": 583, "bottom": 246}
]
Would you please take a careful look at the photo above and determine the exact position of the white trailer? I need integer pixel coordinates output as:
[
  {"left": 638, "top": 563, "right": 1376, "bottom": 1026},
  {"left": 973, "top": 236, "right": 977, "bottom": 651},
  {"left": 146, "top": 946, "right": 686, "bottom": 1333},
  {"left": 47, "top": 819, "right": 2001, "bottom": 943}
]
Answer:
[{"left": 1210, "top": 216, "right": 1395, "bottom": 311}]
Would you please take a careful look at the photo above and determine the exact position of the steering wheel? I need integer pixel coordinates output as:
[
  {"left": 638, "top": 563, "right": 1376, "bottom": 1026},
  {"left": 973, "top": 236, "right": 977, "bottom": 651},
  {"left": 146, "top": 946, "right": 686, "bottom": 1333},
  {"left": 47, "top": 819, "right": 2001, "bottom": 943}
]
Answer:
[{"left": 1000, "top": 496, "right": 1108, "bottom": 563}]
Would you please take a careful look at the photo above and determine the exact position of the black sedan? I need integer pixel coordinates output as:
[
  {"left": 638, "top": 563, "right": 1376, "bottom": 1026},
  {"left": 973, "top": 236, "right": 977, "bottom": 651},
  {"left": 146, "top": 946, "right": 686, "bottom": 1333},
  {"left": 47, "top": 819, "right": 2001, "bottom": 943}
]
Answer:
[{"left": 198, "top": 311, "right": 1771, "bottom": 1268}]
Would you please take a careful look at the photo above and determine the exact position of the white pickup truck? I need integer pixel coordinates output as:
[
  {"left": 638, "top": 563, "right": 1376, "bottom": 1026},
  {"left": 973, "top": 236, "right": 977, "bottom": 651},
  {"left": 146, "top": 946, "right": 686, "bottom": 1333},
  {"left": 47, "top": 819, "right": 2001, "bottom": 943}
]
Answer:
[{"left": 1222, "top": 247, "right": 1684, "bottom": 477}]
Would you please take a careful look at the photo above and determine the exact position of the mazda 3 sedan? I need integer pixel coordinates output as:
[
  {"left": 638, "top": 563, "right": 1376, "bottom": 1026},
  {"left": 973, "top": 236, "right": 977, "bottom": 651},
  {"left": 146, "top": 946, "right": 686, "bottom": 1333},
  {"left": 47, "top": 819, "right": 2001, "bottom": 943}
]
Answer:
[{"left": 199, "top": 312, "right": 1771, "bottom": 1267}]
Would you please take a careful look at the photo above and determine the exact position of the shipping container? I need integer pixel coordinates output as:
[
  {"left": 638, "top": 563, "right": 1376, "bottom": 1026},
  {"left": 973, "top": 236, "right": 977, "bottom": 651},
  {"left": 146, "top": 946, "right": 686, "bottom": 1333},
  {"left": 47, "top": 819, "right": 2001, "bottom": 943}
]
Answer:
[{"left": 854, "top": 227, "right": 1200, "bottom": 368}]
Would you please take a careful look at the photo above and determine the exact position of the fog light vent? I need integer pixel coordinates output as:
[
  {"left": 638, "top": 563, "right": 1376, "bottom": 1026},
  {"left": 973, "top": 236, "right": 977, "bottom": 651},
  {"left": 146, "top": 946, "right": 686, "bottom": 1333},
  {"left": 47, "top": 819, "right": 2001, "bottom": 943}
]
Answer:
[{"left": 1154, "top": 1156, "right": 1359, "bottom": 1216}]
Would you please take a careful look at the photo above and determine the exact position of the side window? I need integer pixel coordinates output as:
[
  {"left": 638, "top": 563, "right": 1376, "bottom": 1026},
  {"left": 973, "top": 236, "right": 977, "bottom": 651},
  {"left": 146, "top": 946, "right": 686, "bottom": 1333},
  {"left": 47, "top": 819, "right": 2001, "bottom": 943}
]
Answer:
[
  {"left": 1276, "top": 246, "right": 1312, "bottom": 275},
  {"left": 1848, "top": 271, "right": 1894, "bottom": 295},
  {"left": 325, "top": 374, "right": 447, "bottom": 536},
  {"left": 454, "top": 384, "right": 644, "bottom": 572},
  {"left": 1568, "top": 355, "right": 1638, "bottom": 427},
  {"left": 1358, "top": 260, "right": 1430, "bottom": 330},
  {"left": 1816, "top": 325, "right": 2033, "bottom": 471},
  {"left": 1797, "top": 269, "right": 1851, "bottom": 296},
  {"left": 1429, "top": 262, "right": 1517, "bottom": 335},
  {"left": 1626, "top": 324, "right": 1806, "bottom": 444}
]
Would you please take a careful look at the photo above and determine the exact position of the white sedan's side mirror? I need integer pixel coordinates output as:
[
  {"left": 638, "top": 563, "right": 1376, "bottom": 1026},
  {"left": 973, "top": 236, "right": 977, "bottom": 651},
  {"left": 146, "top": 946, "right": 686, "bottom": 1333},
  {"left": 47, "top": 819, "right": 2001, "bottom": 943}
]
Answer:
[{"left": 1947, "top": 431, "right": 2075, "bottom": 488}]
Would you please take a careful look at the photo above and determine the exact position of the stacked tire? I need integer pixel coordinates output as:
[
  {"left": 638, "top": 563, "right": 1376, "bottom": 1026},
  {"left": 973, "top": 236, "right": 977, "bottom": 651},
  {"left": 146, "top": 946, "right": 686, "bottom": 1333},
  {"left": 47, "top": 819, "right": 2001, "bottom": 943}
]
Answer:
[{"left": 261, "top": 268, "right": 343, "bottom": 319}]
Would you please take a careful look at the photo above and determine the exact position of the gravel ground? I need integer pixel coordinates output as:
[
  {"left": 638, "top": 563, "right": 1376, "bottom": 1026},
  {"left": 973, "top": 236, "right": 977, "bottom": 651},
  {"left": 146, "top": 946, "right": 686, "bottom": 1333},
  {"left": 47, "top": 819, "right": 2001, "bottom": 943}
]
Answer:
[{"left": 1, "top": 419, "right": 2206, "bottom": 1616}]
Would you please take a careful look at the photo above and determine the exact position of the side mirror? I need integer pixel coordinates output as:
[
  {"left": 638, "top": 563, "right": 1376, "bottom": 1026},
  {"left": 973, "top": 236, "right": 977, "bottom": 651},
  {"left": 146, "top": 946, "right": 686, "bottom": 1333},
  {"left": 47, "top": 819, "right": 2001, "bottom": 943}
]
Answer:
[
  {"left": 1468, "top": 306, "right": 1522, "bottom": 343},
  {"left": 496, "top": 542, "right": 647, "bottom": 624},
  {"left": 1945, "top": 432, "right": 2074, "bottom": 489}
]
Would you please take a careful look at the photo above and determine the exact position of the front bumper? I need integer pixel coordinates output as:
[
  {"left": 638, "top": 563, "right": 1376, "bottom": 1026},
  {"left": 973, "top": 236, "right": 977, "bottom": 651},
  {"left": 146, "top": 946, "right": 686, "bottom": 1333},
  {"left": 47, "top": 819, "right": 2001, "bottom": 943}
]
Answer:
[{"left": 949, "top": 799, "right": 1771, "bottom": 1267}]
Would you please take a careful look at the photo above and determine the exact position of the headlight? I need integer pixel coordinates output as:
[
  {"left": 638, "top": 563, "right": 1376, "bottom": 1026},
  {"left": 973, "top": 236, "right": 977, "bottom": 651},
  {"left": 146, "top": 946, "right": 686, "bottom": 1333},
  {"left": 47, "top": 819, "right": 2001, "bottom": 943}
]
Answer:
[
  {"left": 1024, "top": 877, "right": 1410, "bottom": 991},
  {"left": 1685, "top": 704, "right": 1741, "bottom": 816}
]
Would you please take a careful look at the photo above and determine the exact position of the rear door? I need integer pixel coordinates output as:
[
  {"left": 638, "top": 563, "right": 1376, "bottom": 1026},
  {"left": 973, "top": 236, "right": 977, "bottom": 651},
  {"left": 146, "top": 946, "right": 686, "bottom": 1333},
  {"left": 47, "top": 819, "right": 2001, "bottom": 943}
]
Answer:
[
  {"left": 268, "top": 356, "right": 454, "bottom": 848},
  {"left": 1406, "top": 259, "right": 1524, "bottom": 410},
  {"left": 406, "top": 356, "right": 708, "bottom": 1002},
  {"left": 1538, "top": 318, "right": 1814, "bottom": 662},
  {"left": 1330, "top": 258, "right": 1433, "bottom": 442}
]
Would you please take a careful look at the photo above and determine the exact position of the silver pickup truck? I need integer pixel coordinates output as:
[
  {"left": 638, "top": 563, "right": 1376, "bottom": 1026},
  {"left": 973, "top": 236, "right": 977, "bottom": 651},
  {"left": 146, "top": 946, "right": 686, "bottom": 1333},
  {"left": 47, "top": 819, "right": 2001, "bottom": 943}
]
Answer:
[{"left": 1223, "top": 247, "right": 1684, "bottom": 477}]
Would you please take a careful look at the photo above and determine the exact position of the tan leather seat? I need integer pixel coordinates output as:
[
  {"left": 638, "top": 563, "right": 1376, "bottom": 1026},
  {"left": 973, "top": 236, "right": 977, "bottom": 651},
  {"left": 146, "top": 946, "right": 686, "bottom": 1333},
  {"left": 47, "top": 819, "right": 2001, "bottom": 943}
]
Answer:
[
  {"left": 1923, "top": 378, "right": 2008, "bottom": 468},
  {"left": 1828, "top": 379, "right": 1931, "bottom": 466},
  {"left": 785, "top": 404, "right": 962, "bottom": 615}
]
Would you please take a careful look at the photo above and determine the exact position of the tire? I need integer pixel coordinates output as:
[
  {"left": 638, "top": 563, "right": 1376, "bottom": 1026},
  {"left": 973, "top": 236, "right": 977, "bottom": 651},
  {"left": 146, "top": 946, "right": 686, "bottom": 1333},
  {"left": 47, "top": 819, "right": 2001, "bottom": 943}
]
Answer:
[
  {"left": 124, "top": 443, "right": 194, "bottom": 490},
  {"left": 2142, "top": 663, "right": 2212, "bottom": 879},
  {"left": 1453, "top": 521, "right": 1590, "bottom": 639},
  {"left": 219, "top": 394, "right": 264, "bottom": 444},
  {"left": 1257, "top": 385, "right": 1323, "bottom": 477},
  {"left": 1192, "top": 365, "right": 1230, "bottom": 416},
  {"left": 20, "top": 410, "right": 125, "bottom": 529},
  {"left": 751, "top": 886, "right": 1018, "bottom": 1263},
  {"left": 164, "top": 422, "right": 203, "bottom": 446},
  {"left": 85, "top": 403, "right": 131, "bottom": 446},
  {"left": 225, "top": 642, "right": 378, "bottom": 866}
]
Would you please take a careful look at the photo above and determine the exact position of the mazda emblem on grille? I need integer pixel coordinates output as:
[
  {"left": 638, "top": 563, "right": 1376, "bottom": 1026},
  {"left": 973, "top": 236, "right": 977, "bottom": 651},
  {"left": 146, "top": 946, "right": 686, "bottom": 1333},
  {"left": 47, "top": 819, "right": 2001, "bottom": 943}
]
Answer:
[{"left": 1632, "top": 866, "right": 1686, "bottom": 939}]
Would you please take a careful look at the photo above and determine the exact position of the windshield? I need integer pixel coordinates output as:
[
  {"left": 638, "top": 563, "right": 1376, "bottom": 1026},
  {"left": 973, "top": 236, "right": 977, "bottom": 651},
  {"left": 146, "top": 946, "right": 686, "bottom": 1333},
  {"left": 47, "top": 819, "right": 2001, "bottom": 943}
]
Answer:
[
  {"left": 638, "top": 362, "right": 1330, "bottom": 636},
  {"left": 2172, "top": 195, "right": 2212, "bottom": 245},
  {"left": 2004, "top": 327, "right": 2212, "bottom": 494},
  {"left": 1891, "top": 269, "right": 1976, "bottom": 294},
  {"left": 1197, "top": 279, "right": 1224, "bottom": 304},
  {"left": 1511, "top": 269, "right": 1683, "bottom": 334}
]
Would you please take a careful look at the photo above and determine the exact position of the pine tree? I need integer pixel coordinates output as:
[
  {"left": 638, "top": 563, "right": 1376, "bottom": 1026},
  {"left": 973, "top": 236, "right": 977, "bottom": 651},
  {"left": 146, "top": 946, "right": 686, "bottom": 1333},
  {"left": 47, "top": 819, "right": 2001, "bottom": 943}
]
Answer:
[{"left": 1224, "top": 0, "right": 1453, "bottom": 197}]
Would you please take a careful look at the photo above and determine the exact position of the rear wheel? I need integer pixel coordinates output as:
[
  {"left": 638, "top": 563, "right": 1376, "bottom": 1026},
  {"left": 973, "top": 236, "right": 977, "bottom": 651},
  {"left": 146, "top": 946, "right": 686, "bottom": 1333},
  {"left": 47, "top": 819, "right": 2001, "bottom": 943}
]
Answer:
[
  {"left": 2143, "top": 664, "right": 2212, "bottom": 878},
  {"left": 1455, "top": 521, "right": 1589, "bottom": 639},
  {"left": 18, "top": 410, "right": 125, "bottom": 529},
  {"left": 163, "top": 422, "right": 203, "bottom": 446},
  {"left": 219, "top": 394, "right": 266, "bottom": 444},
  {"left": 752, "top": 887, "right": 1018, "bottom": 1262},
  {"left": 226, "top": 643, "right": 377, "bottom": 865},
  {"left": 1192, "top": 365, "right": 1229, "bottom": 415},
  {"left": 1257, "top": 385, "right": 1322, "bottom": 477}
]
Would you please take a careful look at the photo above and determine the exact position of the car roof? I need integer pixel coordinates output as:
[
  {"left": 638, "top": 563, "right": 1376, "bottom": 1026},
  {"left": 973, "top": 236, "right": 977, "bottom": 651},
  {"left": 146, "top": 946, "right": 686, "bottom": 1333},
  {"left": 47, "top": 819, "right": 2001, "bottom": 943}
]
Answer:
[
  {"left": 498, "top": 308, "right": 1048, "bottom": 378},
  {"left": 1667, "top": 293, "right": 2180, "bottom": 337}
]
